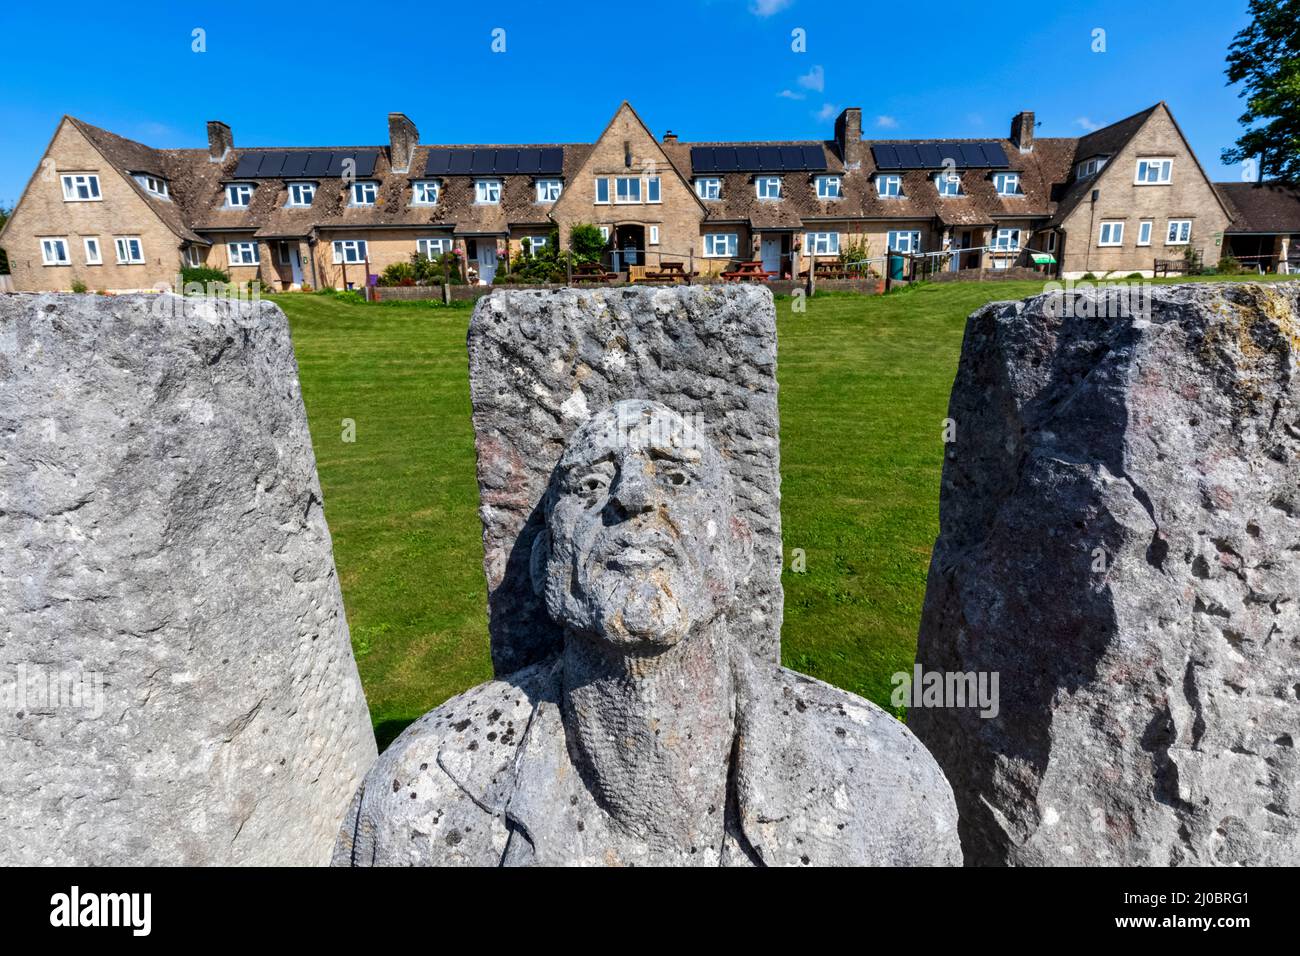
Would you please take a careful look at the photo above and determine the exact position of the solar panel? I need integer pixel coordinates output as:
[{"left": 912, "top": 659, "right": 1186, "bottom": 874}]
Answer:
[
  {"left": 304, "top": 151, "right": 331, "bottom": 176},
  {"left": 714, "top": 149, "right": 738, "bottom": 172},
  {"left": 424, "top": 149, "right": 451, "bottom": 175},
  {"left": 871, "top": 141, "right": 1010, "bottom": 169},
  {"left": 690, "top": 147, "right": 715, "bottom": 173},
  {"left": 516, "top": 148, "right": 539, "bottom": 174},
  {"left": 538, "top": 148, "right": 564, "bottom": 174},
  {"left": 233, "top": 154, "right": 261, "bottom": 178},
  {"left": 494, "top": 150, "right": 519, "bottom": 174},
  {"left": 801, "top": 145, "right": 827, "bottom": 170},
  {"left": 733, "top": 147, "right": 758, "bottom": 170},
  {"left": 449, "top": 151, "right": 473, "bottom": 174},
  {"left": 469, "top": 150, "right": 494, "bottom": 174},
  {"left": 257, "top": 152, "right": 286, "bottom": 176},
  {"left": 280, "top": 153, "right": 308, "bottom": 177},
  {"left": 757, "top": 147, "right": 782, "bottom": 170}
]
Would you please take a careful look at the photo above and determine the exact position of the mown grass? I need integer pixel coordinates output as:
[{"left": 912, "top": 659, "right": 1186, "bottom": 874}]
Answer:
[{"left": 274, "top": 274, "right": 1299, "bottom": 748}]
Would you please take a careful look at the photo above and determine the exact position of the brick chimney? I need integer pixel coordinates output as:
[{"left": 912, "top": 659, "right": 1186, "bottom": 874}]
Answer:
[
  {"left": 388, "top": 112, "right": 419, "bottom": 174},
  {"left": 663, "top": 130, "right": 678, "bottom": 144},
  {"left": 1010, "top": 111, "right": 1035, "bottom": 153},
  {"left": 207, "top": 121, "right": 232, "bottom": 162},
  {"left": 834, "top": 107, "right": 863, "bottom": 168}
]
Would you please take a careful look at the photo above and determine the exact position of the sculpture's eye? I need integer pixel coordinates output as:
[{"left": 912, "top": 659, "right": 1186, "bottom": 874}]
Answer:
[
  {"left": 662, "top": 469, "right": 690, "bottom": 488},
  {"left": 575, "top": 472, "right": 609, "bottom": 496}
]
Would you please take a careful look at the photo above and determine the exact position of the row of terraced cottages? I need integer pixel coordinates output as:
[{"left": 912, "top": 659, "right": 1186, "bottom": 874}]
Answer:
[{"left": 2, "top": 100, "right": 1297, "bottom": 292}]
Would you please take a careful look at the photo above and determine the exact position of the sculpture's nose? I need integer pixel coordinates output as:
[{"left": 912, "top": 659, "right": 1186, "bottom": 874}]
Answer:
[{"left": 608, "top": 466, "right": 655, "bottom": 519}]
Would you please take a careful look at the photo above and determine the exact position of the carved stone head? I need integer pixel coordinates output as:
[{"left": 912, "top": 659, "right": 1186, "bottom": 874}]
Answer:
[{"left": 532, "top": 400, "right": 749, "bottom": 651}]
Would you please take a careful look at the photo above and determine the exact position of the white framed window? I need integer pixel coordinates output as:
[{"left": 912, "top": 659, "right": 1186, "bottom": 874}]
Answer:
[
  {"left": 134, "top": 174, "right": 169, "bottom": 198},
  {"left": 535, "top": 179, "right": 562, "bottom": 202},
  {"left": 993, "top": 228, "right": 1021, "bottom": 251},
  {"left": 40, "top": 237, "right": 70, "bottom": 265},
  {"left": 1166, "top": 219, "right": 1192, "bottom": 245},
  {"left": 225, "top": 183, "right": 254, "bottom": 208},
  {"left": 332, "top": 239, "right": 368, "bottom": 264},
  {"left": 595, "top": 178, "right": 610, "bottom": 204},
  {"left": 816, "top": 175, "right": 841, "bottom": 199},
  {"left": 1075, "top": 156, "right": 1108, "bottom": 180},
  {"left": 227, "top": 241, "right": 260, "bottom": 266},
  {"left": 114, "top": 237, "right": 144, "bottom": 264},
  {"left": 1098, "top": 221, "right": 1124, "bottom": 246},
  {"left": 351, "top": 181, "right": 378, "bottom": 205},
  {"left": 185, "top": 245, "right": 202, "bottom": 267},
  {"left": 614, "top": 177, "right": 641, "bottom": 203},
  {"left": 703, "top": 233, "right": 738, "bottom": 258},
  {"left": 60, "top": 174, "right": 101, "bottom": 201},
  {"left": 695, "top": 177, "right": 721, "bottom": 200},
  {"left": 647, "top": 176, "right": 661, "bottom": 203},
  {"left": 756, "top": 176, "right": 782, "bottom": 200},
  {"left": 1136, "top": 158, "right": 1173, "bottom": 184},
  {"left": 524, "top": 235, "right": 549, "bottom": 255},
  {"left": 83, "top": 237, "right": 102, "bottom": 265},
  {"left": 287, "top": 182, "right": 316, "bottom": 207},
  {"left": 649, "top": 226, "right": 660, "bottom": 245},
  {"left": 417, "top": 237, "right": 452, "bottom": 258},
  {"left": 994, "top": 172, "right": 1022, "bottom": 196},
  {"left": 598, "top": 225, "right": 610, "bottom": 241},
  {"left": 935, "top": 172, "right": 963, "bottom": 197},
  {"left": 412, "top": 180, "right": 440, "bottom": 205},
  {"left": 876, "top": 174, "right": 902, "bottom": 198},
  {"left": 887, "top": 231, "right": 921, "bottom": 253},
  {"left": 805, "top": 231, "right": 839, "bottom": 255},
  {"left": 1137, "top": 221, "right": 1153, "bottom": 246},
  {"left": 474, "top": 179, "right": 501, "bottom": 204}
]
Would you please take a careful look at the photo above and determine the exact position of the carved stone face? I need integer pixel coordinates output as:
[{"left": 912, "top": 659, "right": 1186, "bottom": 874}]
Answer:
[{"left": 536, "top": 400, "right": 743, "bottom": 650}]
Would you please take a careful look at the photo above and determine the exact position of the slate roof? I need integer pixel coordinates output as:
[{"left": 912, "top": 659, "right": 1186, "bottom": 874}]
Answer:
[{"left": 1217, "top": 182, "right": 1300, "bottom": 234}]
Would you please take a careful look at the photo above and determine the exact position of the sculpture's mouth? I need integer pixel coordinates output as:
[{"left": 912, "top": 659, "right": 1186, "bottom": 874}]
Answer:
[{"left": 598, "top": 530, "right": 680, "bottom": 572}]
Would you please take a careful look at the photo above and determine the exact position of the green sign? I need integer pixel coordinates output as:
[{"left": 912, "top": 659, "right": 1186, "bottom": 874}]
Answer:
[{"left": 1032, "top": 253, "right": 1057, "bottom": 264}]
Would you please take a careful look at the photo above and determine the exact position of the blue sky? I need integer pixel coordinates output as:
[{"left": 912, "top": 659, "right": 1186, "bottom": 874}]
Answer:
[{"left": 0, "top": 0, "right": 1261, "bottom": 204}]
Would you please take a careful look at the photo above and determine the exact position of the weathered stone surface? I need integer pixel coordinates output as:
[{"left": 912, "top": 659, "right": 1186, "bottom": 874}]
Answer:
[
  {"left": 910, "top": 282, "right": 1300, "bottom": 866},
  {"left": 467, "top": 286, "right": 782, "bottom": 674},
  {"left": 336, "top": 398, "right": 960, "bottom": 866},
  {"left": 0, "top": 293, "right": 377, "bottom": 865}
]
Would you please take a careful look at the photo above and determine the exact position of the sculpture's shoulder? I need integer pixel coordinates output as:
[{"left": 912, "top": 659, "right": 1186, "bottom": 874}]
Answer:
[
  {"left": 732, "top": 659, "right": 962, "bottom": 866},
  {"left": 331, "top": 657, "right": 560, "bottom": 866}
]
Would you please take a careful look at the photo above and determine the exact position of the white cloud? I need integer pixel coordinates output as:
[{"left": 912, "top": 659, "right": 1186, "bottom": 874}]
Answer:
[
  {"left": 814, "top": 103, "right": 839, "bottom": 122},
  {"left": 778, "top": 89, "right": 806, "bottom": 100},
  {"left": 875, "top": 115, "right": 899, "bottom": 129},
  {"left": 1075, "top": 116, "right": 1102, "bottom": 132},
  {"left": 797, "top": 64, "right": 825, "bottom": 93},
  {"left": 750, "top": 0, "right": 792, "bottom": 15}
]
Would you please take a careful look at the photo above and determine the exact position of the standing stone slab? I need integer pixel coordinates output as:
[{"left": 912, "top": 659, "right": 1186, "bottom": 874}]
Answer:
[
  {"left": 910, "top": 282, "right": 1300, "bottom": 866},
  {"left": 0, "top": 293, "right": 377, "bottom": 865},
  {"left": 468, "top": 286, "right": 782, "bottom": 674}
]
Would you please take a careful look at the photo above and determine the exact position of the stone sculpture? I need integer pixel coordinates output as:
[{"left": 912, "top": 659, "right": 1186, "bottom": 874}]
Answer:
[
  {"left": 335, "top": 393, "right": 960, "bottom": 866},
  {"left": 910, "top": 282, "right": 1300, "bottom": 866},
  {"left": 0, "top": 293, "right": 377, "bottom": 866}
]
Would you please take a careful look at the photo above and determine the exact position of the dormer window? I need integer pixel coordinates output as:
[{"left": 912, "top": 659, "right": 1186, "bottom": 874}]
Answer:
[
  {"left": 535, "top": 179, "right": 562, "bottom": 202},
  {"left": 134, "top": 174, "right": 169, "bottom": 199},
  {"left": 935, "top": 172, "right": 963, "bottom": 197},
  {"left": 994, "top": 172, "right": 1022, "bottom": 196},
  {"left": 287, "top": 182, "right": 317, "bottom": 207},
  {"left": 1075, "top": 156, "right": 1108, "bottom": 180},
  {"left": 876, "top": 174, "right": 902, "bottom": 198},
  {"left": 412, "top": 180, "right": 440, "bottom": 205},
  {"left": 475, "top": 179, "right": 502, "bottom": 204},
  {"left": 1135, "top": 158, "right": 1173, "bottom": 184},
  {"left": 60, "top": 173, "right": 101, "bottom": 201},
  {"left": 351, "top": 181, "right": 379, "bottom": 205},
  {"left": 225, "top": 183, "right": 254, "bottom": 208},
  {"left": 695, "top": 177, "right": 721, "bottom": 200},
  {"left": 756, "top": 176, "right": 782, "bottom": 200},
  {"left": 816, "top": 175, "right": 841, "bottom": 199}
]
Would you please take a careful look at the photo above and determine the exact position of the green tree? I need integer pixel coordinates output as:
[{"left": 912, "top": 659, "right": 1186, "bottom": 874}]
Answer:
[
  {"left": 1222, "top": 0, "right": 1300, "bottom": 183},
  {"left": 568, "top": 223, "right": 609, "bottom": 263},
  {"left": 0, "top": 204, "right": 12, "bottom": 275}
]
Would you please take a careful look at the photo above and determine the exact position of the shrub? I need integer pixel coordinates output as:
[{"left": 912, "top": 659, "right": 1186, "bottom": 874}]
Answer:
[
  {"left": 70, "top": 279, "right": 88, "bottom": 294},
  {"left": 1216, "top": 253, "right": 1245, "bottom": 275},
  {"left": 1080, "top": 272, "right": 1098, "bottom": 281},
  {"left": 181, "top": 265, "right": 231, "bottom": 286},
  {"left": 379, "top": 261, "right": 418, "bottom": 287},
  {"left": 502, "top": 229, "right": 565, "bottom": 283},
  {"left": 568, "top": 223, "right": 608, "bottom": 263},
  {"left": 1125, "top": 272, "right": 1144, "bottom": 280}
]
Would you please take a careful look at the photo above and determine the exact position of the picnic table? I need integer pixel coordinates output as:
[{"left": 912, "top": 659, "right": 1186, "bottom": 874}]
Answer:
[
  {"left": 721, "top": 261, "right": 774, "bottom": 282},
  {"left": 799, "top": 261, "right": 855, "bottom": 280},
  {"left": 571, "top": 261, "right": 617, "bottom": 283},
  {"left": 641, "top": 260, "right": 690, "bottom": 284}
]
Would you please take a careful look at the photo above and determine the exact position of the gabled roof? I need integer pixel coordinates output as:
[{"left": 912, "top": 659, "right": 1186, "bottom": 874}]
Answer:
[
  {"left": 1217, "top": 181, "right": 1300, "bottom": 234},
  {"left": 1046, "top": 105, "right": 1161, "bottom": 228}
]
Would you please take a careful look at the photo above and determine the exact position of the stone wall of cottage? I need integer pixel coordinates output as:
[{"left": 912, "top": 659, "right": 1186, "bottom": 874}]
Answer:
[
  {"left": 2, "top": 121, "right": 186, "bottom": 292},
  {"left": 1058, "top": 106, "right": 1232, "bottom": 277}
]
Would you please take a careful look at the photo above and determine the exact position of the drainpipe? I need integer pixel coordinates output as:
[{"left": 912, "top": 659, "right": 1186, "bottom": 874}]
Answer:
[
  {"left": 1084, "top": 189, "right": 1099, "bottom": 275},
  {"left": 307, "top": 233, "right": 319, "bottom": 289}
]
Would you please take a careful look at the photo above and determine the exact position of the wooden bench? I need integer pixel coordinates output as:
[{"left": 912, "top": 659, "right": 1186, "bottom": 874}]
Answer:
[
  {"left": 571, "top": 262, "right": 617, "bottom": 283},
  {"left": 721, "top": 261, "right": 774, "bottom": 282}
]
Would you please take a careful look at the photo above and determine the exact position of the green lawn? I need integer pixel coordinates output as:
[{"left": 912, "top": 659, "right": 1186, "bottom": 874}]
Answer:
[{"left": 274, "top": 275, "right": 1299, "bottom": 749}]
